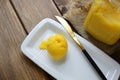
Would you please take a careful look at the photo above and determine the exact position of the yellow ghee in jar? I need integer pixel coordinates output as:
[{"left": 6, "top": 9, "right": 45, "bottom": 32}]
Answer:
[
  {"left": 84, "top": 0, "right": 120, "bottom": 45},
  {"left": 39, "top": 34, "right": 68, "bottom": 60}
]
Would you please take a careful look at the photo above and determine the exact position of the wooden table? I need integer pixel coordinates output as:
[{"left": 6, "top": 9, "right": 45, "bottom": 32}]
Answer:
[{"left": 0, "top": 0, "right": 119, "bottom": 80}]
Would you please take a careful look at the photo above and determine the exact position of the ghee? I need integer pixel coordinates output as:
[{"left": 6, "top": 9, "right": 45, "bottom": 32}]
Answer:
[
  {"left": 84, "top": 0, "right": 120, "bottom": 45},
  {"left": 39, "top": 34, "right": 68, "bottom": 60}
]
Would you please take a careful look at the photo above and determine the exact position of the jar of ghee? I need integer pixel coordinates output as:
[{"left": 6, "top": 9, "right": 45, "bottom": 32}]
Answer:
[{"left": 84, "top": 0, "right": 120, "bottom": 45}]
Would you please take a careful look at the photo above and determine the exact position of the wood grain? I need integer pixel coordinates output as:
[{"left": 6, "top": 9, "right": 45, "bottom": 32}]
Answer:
[
  {"left": 0, "top": 0, "right": 51, "bottom": 80},
  {"left": 11, "top": 0, "right": 61, "bottom": 33}
]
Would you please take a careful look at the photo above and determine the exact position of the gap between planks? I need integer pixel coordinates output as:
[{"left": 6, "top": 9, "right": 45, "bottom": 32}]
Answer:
[{"left": 9, "top": 0, "right": 28, "bottom": 35}]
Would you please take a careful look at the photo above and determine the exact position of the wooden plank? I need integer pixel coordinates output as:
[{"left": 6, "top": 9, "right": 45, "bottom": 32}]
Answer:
[
  {"left": 0, "top": 0, "right": 50, "bottom": 80},
  {"left": 11, "top": 0, "right": 61, "bottom": 33},
  {"left": 54, "top": 0, "right": 120, "bottom": 57}
]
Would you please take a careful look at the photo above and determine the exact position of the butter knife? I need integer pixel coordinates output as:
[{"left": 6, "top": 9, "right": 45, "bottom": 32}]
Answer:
[{"left": 55, "top": 16, "right": 107, "bottom": 80}]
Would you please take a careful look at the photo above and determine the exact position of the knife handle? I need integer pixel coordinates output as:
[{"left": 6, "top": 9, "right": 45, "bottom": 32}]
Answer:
[{"left": 82, "top": 49, "right": 107, "bottom": 80}]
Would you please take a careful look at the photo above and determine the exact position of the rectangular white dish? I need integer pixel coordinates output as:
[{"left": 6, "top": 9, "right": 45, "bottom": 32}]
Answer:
[{"left": 21, "top": 18, "right": 120, "bottom": 80}]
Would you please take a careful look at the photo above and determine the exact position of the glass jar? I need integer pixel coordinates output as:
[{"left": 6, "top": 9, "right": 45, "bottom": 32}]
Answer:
[{"left": 84, "top": 0, "right": 120, "bottom": 45}]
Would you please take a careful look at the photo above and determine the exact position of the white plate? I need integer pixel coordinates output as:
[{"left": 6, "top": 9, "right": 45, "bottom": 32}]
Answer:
[{"left": 21, "top": 18, "right": 120, "bottom": 80}]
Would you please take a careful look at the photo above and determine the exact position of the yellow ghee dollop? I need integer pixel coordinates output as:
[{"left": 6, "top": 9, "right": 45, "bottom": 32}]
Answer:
[
  {"left": 84, "top": 0, "right": 120, "bottom": 45},
  {"left": 39, "top": 34, "right": 68, "bottom": 60}
]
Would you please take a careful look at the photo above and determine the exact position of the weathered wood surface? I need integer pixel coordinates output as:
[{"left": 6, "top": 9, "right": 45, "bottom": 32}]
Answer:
[
  {"left": 11, "top": 0, "right": 61, "bottom": 33},
  {"left": 54, "top": 0, "right": 120, "bottom": 63},
  {"left": 0, "top": 0, "right": 58, "bottom": 80}
]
